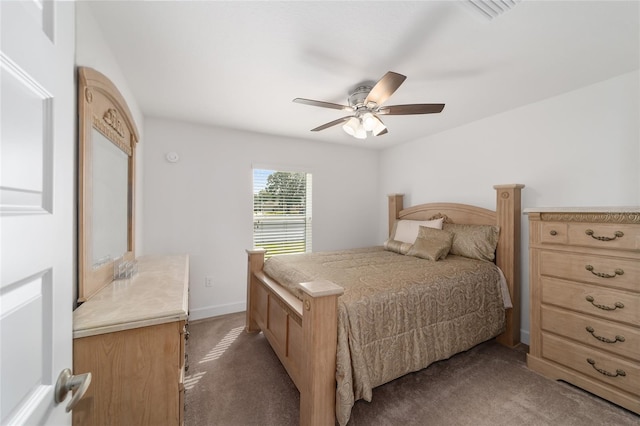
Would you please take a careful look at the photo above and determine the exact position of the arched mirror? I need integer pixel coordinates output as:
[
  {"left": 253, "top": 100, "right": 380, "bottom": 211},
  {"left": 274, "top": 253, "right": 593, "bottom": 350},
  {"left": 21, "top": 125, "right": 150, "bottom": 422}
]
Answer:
[{"left": 78, "top": 67, "right": 139, "bottom": 302}]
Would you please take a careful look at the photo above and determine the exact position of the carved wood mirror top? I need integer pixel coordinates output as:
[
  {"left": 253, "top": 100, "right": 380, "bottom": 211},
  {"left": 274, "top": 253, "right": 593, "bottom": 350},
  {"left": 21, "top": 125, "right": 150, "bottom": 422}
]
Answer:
[{"left": 78, "top": 67, "right": 139, "bottom": 302}]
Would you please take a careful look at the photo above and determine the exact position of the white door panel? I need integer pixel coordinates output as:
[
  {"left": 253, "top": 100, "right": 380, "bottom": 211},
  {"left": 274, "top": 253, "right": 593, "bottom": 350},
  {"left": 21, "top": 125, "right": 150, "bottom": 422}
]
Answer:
[
  {"left": 0, "top": 56, "right": 53, "bottom": 214},
  {"left": 1, "top": 1, "right": 76, "bottom": 424}
]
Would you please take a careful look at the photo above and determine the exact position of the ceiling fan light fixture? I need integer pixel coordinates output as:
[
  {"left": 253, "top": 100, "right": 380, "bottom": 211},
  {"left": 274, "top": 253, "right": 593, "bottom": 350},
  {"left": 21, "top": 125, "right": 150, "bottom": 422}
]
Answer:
[
  {"left": 354, "top": 124, "right": 367, "bottom": 139},
  {"left": 342, "top": 116, "right": 360, "bottom": 137},
  {"left": 361, "top": 112, "right": 376, "bottom": 131},
  {"left": 372, "top": 116, "right": 387, "bottom": 136},
  {"left": 343, "top": 116, "right": 367, "bottom": 139},
  {"left": 343, "top": 114, "right": 382, "bottom": 139}
]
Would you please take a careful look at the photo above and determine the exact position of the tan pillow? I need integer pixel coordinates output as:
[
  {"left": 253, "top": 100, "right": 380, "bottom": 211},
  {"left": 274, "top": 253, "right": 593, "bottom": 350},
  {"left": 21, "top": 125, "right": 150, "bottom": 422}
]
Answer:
[
  {"left": 407, "top": 226, "right": 453, "bottom": 261},
  {"left": 443, "top": 223, "right": 500, "bottom": 262},
  {"left": 390, "top": 218, "right": 444, "bottom": 244},
  {"left": 383, "top": 238, "right": 413, "bottom": 255}
]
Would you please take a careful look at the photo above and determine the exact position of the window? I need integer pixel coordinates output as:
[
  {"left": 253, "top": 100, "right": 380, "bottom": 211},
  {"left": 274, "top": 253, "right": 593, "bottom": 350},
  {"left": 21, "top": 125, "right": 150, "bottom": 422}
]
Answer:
[{"left": 253, "top": 169, "right": 312, "bottom": 257}]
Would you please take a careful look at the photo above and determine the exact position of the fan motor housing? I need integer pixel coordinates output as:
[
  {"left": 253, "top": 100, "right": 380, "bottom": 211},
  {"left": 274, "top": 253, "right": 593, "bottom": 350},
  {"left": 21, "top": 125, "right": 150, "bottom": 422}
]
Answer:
[{"left": 347, "top": 85, "right": 373, "bottom": 109}]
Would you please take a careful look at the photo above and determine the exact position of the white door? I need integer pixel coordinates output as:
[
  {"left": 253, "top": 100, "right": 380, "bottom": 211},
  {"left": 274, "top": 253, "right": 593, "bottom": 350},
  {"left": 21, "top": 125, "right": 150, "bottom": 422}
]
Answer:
[{"left": 1, "top": 1, "right": 77, "bottom": 424}]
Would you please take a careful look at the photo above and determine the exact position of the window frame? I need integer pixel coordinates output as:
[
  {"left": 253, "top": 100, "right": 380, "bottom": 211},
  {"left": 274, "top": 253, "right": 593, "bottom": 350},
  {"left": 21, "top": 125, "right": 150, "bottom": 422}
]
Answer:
[{"left": 252, "top": 166, "right": 312, "bottom": 258}]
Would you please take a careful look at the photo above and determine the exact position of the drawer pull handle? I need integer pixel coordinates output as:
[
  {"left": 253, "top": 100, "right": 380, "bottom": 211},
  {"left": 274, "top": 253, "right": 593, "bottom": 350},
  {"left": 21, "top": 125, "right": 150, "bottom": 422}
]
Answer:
[
  {"left": 584, "top": 229, "right": 624, "bottom": 241},
  {"left": 585, "top": 326, "right": 626, "bottom": 343},
  {"left": 586, "top": 359, "right": 626, "bottom": 378},
  {"left": 549, "top": 230, "right": 558, "bottom": 236},
  {"left": 585, "top": 295, "right": 624, "bottom": 311},
  {"left": 585, "top": 265, "right": 624, "bottom": 279}
]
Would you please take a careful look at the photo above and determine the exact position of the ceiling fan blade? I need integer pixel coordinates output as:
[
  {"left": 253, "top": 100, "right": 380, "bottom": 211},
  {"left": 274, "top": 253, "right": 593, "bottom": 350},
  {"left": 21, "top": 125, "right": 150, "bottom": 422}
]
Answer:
[
  {"left": 310, "top": 116, "right": 353, "bottom": 132},
  {"left": 364, "top": 71, "right": 407, "bottom": 106},
  {"left": 293, "top": 98, "right": 353, "bottom": 112},
  {"left": 375, "top": 128, "right": 389, "bottom": 136},
  {"left": 378, "top": 103, "right": 445, "bottom": 115}
]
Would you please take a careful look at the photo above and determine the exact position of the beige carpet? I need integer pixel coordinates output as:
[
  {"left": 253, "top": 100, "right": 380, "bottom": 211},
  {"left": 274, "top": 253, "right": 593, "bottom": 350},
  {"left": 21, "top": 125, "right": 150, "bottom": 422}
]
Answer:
[{"left": 185, "top": 312, "right": 639, "bottom": 426}]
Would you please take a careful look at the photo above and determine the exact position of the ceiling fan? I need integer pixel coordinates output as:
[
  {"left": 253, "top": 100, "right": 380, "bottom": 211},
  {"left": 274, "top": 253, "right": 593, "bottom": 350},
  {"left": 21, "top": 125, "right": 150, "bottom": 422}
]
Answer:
[{"left": 293, "top": 71, "right": 444, "bottom": 139}]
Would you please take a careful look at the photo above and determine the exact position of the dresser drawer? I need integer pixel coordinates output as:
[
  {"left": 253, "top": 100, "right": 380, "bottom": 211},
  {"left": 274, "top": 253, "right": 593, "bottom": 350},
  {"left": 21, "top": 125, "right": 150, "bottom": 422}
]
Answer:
[
  {"left": 540, "top": 222, "right": 640, "bottom": 252},
  {"left": 540, "top": 251, "right": 640, "bottom": 292},
  {"left": 541, "top": 305, "right": 640, "bottom": 361},
  {"left": 540, "top": 222, "right": 568, "bottom": 244},
  {"left": 542, "top": 333, "right": 640, "bottom": 397},
  {"left": 541, "top": 277, "right": 640, "bottom": 326}
]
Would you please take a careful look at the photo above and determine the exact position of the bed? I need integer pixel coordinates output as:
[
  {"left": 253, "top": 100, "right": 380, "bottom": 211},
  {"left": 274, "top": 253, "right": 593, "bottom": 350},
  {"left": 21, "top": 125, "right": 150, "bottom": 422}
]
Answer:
[{"left": 245, "top": 184, "right": 524, "bottom": 425}]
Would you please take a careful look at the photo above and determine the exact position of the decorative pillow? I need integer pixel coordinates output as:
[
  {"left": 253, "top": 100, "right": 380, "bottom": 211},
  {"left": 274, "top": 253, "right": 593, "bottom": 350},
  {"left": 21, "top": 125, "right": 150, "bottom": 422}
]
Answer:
[
  {"left": 427, "top": 213, "right": 453, "bottom": 224},
  {"left": 443, "top": 223, "right": 500, "bottom": 262},
  {"left": 407, "top": 226, "right": 453, "bottom": 261},
  {"left": 383, "top": 238, "right": 413, "bottom": 255},
  {"left": 390, "top": 218, "right": 444, "bottom": 244}
]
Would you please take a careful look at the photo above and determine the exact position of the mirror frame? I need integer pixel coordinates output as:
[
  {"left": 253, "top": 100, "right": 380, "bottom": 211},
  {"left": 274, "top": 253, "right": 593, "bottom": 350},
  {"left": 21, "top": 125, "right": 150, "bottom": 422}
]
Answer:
[{"left": 78, "top": 67, "right": 139, "bottom": 302}]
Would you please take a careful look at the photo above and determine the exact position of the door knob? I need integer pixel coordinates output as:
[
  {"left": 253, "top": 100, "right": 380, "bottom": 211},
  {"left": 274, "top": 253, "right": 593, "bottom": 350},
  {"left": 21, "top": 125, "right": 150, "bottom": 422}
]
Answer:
[{"left": 54, "top": 368, "right": 92, "bottom": 412}]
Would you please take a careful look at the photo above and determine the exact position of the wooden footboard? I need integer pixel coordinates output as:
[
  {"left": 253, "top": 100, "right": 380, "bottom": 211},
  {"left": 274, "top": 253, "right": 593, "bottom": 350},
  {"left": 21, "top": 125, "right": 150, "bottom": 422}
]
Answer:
[{"left": 246, "top": 249, "right": 343, "bottom": 426}]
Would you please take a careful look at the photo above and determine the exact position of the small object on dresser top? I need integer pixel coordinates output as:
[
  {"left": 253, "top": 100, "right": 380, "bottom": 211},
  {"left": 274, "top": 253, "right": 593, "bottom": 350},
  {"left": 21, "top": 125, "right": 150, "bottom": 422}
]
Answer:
[{"left": 112, "top": 256, "right": 138, "bottom": 280}]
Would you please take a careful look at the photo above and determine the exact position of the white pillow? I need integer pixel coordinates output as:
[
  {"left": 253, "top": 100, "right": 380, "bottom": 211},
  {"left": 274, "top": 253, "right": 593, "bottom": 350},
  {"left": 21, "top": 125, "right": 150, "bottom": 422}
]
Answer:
[{"left": 392, "top": 218, "right": 444, "bottom": 244}]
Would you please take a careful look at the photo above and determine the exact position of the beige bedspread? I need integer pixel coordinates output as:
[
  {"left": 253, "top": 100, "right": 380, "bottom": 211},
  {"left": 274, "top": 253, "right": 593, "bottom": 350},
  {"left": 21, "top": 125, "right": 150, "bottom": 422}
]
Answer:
[{"left": 263, "top": 246, "right": 506, "bottom": 426}]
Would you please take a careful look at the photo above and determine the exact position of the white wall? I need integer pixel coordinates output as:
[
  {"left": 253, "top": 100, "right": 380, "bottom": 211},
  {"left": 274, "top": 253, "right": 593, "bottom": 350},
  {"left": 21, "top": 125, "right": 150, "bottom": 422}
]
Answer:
[
  {"left": 142, "top": 118, "right": 380, "bottom": 320},
  {"left": 75, "top": 3, "right": 145, "bottom": 254},
  {"left": 76, "top": 2, "right": 639, "bottom": 339},
  {"left": 379, "top": 70, "right": 640, "bottom": 345}
]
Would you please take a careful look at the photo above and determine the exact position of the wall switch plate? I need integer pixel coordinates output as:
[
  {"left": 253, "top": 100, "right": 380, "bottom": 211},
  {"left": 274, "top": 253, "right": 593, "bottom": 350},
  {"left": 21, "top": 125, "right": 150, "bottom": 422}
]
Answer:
[{"left": 205, "top": 276, "right": 214, "bottom": 287}]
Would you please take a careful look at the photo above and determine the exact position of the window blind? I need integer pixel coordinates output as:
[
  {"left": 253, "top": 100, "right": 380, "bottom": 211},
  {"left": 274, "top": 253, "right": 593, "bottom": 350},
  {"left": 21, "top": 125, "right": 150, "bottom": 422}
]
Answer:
[{"left": 253, "top": 169, "right": 312, "bottom": 258}]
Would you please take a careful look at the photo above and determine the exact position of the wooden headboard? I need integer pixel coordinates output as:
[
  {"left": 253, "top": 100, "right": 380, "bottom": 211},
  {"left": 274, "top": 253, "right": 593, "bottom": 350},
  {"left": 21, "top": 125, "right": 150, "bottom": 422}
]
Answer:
[{"left": 387, "top": 184, "right": 525, "bottom": 347}]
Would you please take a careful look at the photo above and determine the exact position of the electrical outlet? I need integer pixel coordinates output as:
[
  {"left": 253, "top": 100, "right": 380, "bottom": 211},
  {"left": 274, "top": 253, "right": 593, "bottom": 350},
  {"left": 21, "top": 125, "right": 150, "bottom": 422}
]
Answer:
[{"left": 205, "top": 276, "right": 214, "bottom": 287}]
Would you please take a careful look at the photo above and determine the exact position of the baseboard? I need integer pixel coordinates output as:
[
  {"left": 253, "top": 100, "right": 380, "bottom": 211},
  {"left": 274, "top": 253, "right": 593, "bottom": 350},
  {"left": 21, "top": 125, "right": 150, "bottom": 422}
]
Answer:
[
  {"left": 189, "top": 301, "right": 246, "bottom": 321},
  {"left": 520, "top": 329, "right": 530, "bottom": 346}
]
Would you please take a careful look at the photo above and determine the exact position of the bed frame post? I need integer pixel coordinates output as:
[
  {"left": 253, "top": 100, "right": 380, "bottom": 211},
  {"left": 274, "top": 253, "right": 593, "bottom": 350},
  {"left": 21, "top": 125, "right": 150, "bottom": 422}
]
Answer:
[
  {"left": 246, "top": 248, "right": 266, "bottom": 333},
  {"left": 299, "top": 280, "right": 344, "bottom": 426},
  {"left": 493, "top": 184, "right": 525, "bottom": 347},
  {"left": 388, "top": 194, "right": 404, "bottom": 237}
]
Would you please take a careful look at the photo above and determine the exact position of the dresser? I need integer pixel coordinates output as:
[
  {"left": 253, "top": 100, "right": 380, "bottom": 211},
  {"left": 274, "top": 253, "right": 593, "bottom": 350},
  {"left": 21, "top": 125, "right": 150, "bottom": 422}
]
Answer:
[
  {"left": 525, "top": 208, "right": 639, "bottom": 414},
  {"left": 72, "top": 255, "right": 190, "bottom": 425}
]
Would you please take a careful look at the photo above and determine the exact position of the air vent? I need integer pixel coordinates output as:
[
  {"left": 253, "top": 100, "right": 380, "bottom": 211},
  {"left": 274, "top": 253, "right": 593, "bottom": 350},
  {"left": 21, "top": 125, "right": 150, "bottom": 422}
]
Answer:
[{"left": 465, "top": 0, "right": 521, "bottom": 21}]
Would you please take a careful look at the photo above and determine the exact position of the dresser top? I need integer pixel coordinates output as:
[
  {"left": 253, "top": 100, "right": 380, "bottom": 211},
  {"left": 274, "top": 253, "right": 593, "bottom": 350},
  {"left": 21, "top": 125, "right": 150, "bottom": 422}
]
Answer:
[
  {"left": 73, "top": 254, "right": 189, "bottom": 338},
  {"left": 524, "top": 206, "right": 640, "bottom": 214}
]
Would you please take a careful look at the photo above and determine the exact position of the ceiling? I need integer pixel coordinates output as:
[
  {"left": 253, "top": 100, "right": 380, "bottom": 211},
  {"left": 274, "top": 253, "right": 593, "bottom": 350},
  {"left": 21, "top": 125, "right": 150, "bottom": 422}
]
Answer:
[{"left": 86, "top": 1, "right": 639, "bottom": 149}]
